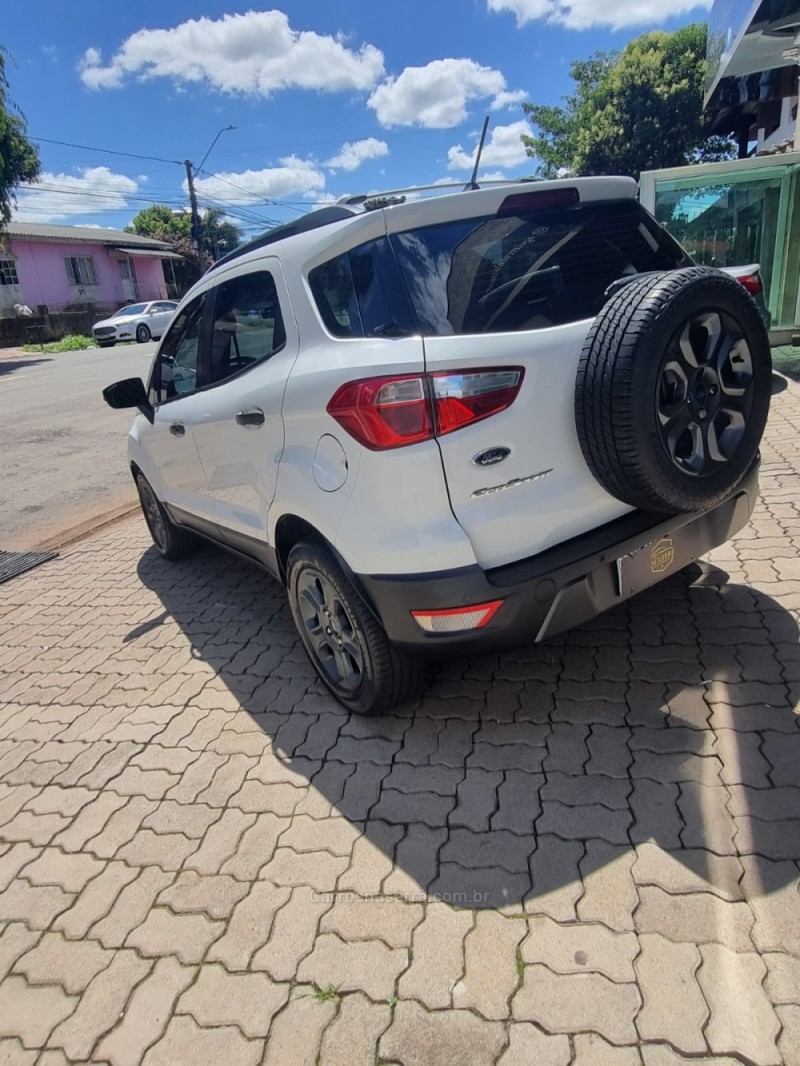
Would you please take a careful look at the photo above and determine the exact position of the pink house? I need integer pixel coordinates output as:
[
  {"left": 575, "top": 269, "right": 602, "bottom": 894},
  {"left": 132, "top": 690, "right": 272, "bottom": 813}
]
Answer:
[{"left": 0, "top": 222, "right": 181, "bottom": 316}]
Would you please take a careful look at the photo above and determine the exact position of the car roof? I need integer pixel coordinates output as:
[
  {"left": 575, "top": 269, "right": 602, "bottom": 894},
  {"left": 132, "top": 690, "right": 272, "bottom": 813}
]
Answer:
[{"left": 207, "top": 176, "right": 638, "bottom": 277}]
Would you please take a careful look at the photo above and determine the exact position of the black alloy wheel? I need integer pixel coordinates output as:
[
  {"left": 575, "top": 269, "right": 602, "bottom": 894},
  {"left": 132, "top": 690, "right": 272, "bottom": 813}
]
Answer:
[
  {"left": 296, "top": 565, "right": 365, "bottom": 695},
  {"left": 657, "top": 310, "right": 755, "bottom": 478}
]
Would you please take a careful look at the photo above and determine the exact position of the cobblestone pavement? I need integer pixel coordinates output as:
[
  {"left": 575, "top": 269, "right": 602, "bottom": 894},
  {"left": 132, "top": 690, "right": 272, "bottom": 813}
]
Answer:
[{"left": 1, "top": 375, "right": 799, "bottom": 1066}]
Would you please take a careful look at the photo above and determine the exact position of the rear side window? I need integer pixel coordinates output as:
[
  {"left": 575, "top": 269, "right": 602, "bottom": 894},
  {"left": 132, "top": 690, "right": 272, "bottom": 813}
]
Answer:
[
  {"left": 309, "top": 237, "right": 417, "bottom": 338},
  {"left": 390, "top": 201, "right": 689, "bottom": 336}
]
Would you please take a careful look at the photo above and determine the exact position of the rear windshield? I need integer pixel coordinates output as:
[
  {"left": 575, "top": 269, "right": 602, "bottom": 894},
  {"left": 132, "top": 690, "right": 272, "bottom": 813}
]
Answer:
[{"left": 390, "top": 200, "right": 689, "bottom": 336}]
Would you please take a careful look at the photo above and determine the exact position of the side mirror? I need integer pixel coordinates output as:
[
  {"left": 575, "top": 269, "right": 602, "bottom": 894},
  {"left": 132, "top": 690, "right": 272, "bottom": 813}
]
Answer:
[{"left": 102, "top": 377, "right": 154, "bottom": 423}]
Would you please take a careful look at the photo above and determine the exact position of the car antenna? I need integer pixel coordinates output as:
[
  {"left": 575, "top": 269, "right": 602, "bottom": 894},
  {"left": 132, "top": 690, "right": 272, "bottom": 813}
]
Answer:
[{"left": 466, "top": 116, "right": 490, "bottom": 191}]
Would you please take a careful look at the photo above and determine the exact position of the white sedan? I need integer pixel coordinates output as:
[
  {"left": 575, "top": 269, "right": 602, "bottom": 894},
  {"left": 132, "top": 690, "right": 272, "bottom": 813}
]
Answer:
[{"left": 92, "top": 300, "right": 178, "bottom": 347}]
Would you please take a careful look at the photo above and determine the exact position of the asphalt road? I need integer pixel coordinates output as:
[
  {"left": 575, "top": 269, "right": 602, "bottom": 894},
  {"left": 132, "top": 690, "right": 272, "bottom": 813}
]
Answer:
[{"left": 0, "top": 342, "right": 156, "bottom": 550}]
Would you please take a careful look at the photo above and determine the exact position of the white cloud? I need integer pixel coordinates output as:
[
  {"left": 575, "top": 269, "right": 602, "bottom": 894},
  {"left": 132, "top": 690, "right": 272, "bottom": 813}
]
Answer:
[
  {"left": 492, "top": 89, "right": 528, "bottom": 110},
  {"left": 448, "top": 120, "right": 530, "bottom": 171},
  {"left": 13, "top": 167, "right": 138, "bottom": 223},
  {"left": 368, "top": 58, "right": 507, "bottom": 128},
  {"left": 486, "top": 0, "right": 712, "bottom": 30},
  {"left": 192, "top": 157, "right": 325, "bottom": 204},
  {"left": 79, "top": 10, "right": 385, "bottom": 94},
  {"left": 325, "top": 138, "right": 389, "bottom": 172}
]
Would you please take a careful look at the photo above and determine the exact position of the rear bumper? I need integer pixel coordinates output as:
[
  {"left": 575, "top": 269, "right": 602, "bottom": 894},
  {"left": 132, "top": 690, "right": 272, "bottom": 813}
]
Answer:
[{"left": 357, "top": 462, "right": 759, "bottom": 653}]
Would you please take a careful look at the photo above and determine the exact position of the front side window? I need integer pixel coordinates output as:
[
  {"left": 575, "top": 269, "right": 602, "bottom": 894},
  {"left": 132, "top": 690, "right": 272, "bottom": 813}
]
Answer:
[
  {"left": 208, "top": 271, "right": 286, "bottom": 386},
  {"left": 309, "top": 237, "right": 417, "bottom": 338},
  {"left": 390, "top": 200, "right": 689, "bottom": 335},
  {"left": 0, "top": 258, "right": 19, "bottom": 286},
  {"left": 149, "top": 293, "right": 206, "bottom": 404},
  {"left": 64, "top": 256, "right": 98, "bottom": 286}
]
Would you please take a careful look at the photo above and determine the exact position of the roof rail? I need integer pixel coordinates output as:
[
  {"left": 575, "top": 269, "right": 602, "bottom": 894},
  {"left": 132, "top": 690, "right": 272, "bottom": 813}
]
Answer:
[
  {"left": 338, "top": 177, "right": 539, "bottom": 206},
  {"left": 206, "top": 205, "right": 357, "bottom": 274}
]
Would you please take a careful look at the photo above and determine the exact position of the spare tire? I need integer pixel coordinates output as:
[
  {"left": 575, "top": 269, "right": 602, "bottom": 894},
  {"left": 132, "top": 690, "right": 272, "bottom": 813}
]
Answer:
[{"left": 575, "top": 267, "right": 771, "bottom": 514}]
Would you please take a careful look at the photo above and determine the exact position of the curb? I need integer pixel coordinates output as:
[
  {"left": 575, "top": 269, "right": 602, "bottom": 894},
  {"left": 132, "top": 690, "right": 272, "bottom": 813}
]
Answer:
[{"left": 34, "top": 501, "right": 140, "bottom": 552}]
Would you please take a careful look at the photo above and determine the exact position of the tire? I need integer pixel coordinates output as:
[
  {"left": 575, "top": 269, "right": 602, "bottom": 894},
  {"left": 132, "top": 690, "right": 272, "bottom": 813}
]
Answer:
[
  {"left": 97, "top": 340, "right": 115, "bottom": 348},
  {"left": 287, "top": 540, "right": 425, "bottom": 715},
  {"left": 136, "top": 323, "right": 151, "bottom": 343},
  {"left": 135, "top": 473, "right": 198, "bottom": 561},
  {"left": 575, "top": 267, "right": 771, "bottom": 514}
]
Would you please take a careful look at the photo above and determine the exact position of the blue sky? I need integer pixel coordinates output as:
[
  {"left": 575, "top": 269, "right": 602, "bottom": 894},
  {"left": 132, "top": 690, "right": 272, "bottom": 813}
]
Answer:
[{"left": 5, "top": 0, "right": 713, "bottom": 237}]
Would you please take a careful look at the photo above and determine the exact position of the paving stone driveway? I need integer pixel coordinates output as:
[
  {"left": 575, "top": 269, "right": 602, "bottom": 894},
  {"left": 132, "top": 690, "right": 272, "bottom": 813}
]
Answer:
[{"left": 1, "top": 377, "right": 800, "bottom": 1066}]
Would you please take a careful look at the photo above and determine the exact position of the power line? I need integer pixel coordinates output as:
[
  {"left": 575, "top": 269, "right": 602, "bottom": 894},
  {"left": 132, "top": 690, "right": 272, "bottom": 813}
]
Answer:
[
  {"left": 29, "top": 135, "right": 183, "bottom": 166},
  {"left": 195, "top": 168, "right": 308, "bottom": 215}
]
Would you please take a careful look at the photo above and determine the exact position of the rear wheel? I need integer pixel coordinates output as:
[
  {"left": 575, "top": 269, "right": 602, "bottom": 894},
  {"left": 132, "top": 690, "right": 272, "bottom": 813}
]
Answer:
[
  {"left": 287, "top": 540, "right": 424, "bottom": 715},
  {"left": 136, "top": 323, "right": 151, "bottom": 343},
  {"left": 136, "top": 473, "right": 197, "bottom": 561}
]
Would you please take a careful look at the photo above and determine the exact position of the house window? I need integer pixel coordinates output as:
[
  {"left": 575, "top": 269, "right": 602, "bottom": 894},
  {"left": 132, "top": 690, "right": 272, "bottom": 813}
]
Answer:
[
  {"left": 64, "top": 256, "right": 98, "bottom": 285},
  {"left": 0, "top": 258, "right": 19, "bottom": 286}
]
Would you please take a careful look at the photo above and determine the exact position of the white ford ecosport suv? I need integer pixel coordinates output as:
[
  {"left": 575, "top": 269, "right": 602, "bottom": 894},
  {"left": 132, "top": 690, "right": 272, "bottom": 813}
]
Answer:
[{"left": 104, "top": 177, "right": 771, "bottom": 715}]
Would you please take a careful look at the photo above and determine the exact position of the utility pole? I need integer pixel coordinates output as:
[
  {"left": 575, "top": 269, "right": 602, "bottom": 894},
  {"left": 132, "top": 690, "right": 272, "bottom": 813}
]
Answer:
[
  {"left": 183, "top": 127, "right": 235, "bottom": 257},
  {"left": 184, "top": 160, "right": 202, "bottom": 253}
]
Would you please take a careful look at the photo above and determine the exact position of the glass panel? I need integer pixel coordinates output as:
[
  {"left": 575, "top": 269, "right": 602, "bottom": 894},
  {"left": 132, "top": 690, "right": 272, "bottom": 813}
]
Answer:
[
  {"left": 151, "top": 293, "right": 206, "bottom": 403},
  {"left": 0, "top": 259, "right": 19, "bottom": 286},
  {"left": 309, "top": 238, "right": 417, "bottom": 338},
  {"left": 391, "top": 201, "right": 688, "bottom": 336},
  {"left": 209, "top": 271, "right": 286, "bottom": 385},
  {"left": 653, "top": 164, "right": 798, "bottom": 325}
]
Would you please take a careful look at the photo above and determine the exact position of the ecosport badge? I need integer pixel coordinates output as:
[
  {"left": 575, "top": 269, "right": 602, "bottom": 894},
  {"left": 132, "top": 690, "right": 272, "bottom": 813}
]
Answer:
[
  {"left": 472, "top": 468, "right": 553, "bottom": 499},
  {"left": 650, "top": 536, "right": 675, "bottom": 574}
]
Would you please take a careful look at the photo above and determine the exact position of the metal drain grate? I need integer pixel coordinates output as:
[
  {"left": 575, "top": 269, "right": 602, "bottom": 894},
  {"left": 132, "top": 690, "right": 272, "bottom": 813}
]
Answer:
[{"left": 0, "top": 550, "right": 58, "bottom": 585}]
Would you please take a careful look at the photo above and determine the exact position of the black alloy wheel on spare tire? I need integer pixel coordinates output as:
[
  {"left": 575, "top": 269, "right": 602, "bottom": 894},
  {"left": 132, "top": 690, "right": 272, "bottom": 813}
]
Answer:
[{"left": 575, "top": 267, "right": 771, "bottom": 514}]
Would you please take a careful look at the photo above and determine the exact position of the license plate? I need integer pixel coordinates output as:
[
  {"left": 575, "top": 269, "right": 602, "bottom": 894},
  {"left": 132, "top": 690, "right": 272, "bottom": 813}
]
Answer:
[{"left": 616, "top": 529, "right": 695, "bottom": 598}]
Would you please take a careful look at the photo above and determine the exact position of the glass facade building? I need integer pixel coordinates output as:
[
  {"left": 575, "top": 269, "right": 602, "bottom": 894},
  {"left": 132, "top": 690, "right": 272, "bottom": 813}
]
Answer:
[{"left": 640, "top": 152, "right": 800, "bottom": 335}]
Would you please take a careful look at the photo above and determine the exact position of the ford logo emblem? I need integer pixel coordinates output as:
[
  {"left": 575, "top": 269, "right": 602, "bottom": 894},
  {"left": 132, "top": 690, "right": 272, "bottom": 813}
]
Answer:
[{"left": 473, "top": 447, "right": 510, "bottom": 467}]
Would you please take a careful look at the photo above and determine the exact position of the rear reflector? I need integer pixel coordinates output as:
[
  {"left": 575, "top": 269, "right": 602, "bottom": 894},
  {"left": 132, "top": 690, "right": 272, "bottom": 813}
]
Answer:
[
  {"left": 736, "top": 272, "right": 763, "bottom": 296},
  {"left": 411, "top": 600, "right": 504, "bottom": 633},
  {"left": 327, "top": 368, "right": 523, "bottom": 450},
  {"left": 498, "top": 187, "right": 580, "bottom": 216}
]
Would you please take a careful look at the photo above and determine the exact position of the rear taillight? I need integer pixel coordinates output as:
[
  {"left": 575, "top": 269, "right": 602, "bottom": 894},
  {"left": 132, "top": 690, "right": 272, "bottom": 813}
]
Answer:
[
  {"left": 326, "top": 376, "right": 432, "bottom": 450},
  {"left": 737, "top": 273, "right": 763, "bottom": 296},
  {"left": 327, "top": 368, "right": 524, "bottom": 450}
]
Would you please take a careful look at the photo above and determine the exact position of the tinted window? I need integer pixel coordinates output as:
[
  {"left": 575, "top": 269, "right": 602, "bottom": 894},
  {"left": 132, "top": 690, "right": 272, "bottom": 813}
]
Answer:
[
  {"left": 208, "top": 271, "right": 286, "bottom": 386},
  {"left": 390, "top": 201, "right": 689, "bottom": 335},
  {"left": 118, "top": 303, "right": 148, "bottom": 317},
  {"left": 309, "top": 237, "right": 417, "bottom": 338},
  {"left": 149, "top": 293, "right": 206, "bottom": 404}
]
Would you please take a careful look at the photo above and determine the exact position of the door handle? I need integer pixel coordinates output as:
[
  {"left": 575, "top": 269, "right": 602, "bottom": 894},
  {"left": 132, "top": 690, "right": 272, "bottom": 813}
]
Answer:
[
  {"left": 235, "top": 407, "right": 265, "bottom": 428},
  {"left": 169, "top": 421, "right": 185, "bottom": 436}
]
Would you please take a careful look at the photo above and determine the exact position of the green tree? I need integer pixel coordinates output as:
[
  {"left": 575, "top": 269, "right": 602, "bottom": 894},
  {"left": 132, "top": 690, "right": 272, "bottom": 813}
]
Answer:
[
  {"left": 522, "top": 24, "right": 735, "bottom": 181},
  {"left": 126, "top": 204, "right": 242, "bottom": 290},
  {"left": 0, "top": 47, "right": 40, "bottom": 228}
]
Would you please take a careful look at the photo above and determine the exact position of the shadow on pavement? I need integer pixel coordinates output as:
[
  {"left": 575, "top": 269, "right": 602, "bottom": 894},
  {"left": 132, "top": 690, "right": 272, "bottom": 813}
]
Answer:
[
  {"left": 134, "top": 541, "right": 800, "bottom": 913},
  {"left": 0, "top": 358, "right": 52, "bottom": 377}
]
